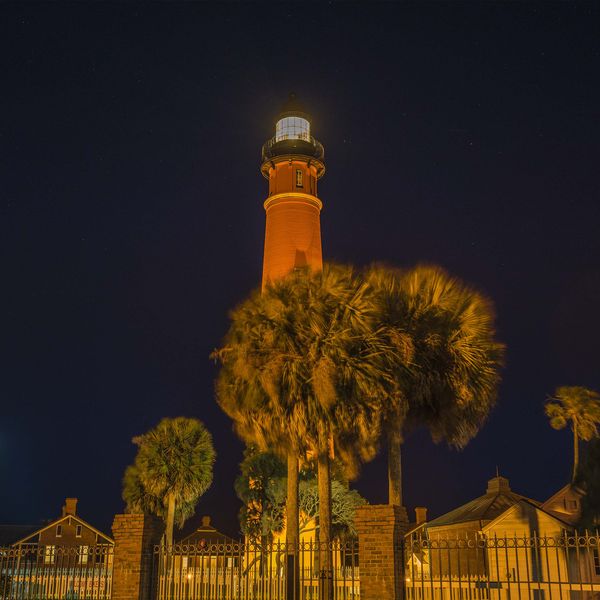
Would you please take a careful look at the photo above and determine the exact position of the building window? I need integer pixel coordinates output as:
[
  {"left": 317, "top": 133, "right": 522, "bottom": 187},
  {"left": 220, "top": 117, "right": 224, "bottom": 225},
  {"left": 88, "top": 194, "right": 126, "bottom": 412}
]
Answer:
[
  {"left": 275, "top": 116, "right": 310, "bottom": 142},
  {"left": 44, "top": 545, "right": 56, "bottom": 564},
  {"left": 56, "top": 525, "right": 62, "bottom": 537},
  {"left": 76, "top": 525, "right": 82, "bottom": 538},
  {"left": 567, "top": 500, "right": 578, "bottom": 510},
  {"left": 594, "top": 549, "right": 600, "bottom": 575},
  {"left": 79, "top": 546, "right": 89, "bottom": 564},
  {"left": 296, "top": 170, "right": 303, "bottom": 187}
]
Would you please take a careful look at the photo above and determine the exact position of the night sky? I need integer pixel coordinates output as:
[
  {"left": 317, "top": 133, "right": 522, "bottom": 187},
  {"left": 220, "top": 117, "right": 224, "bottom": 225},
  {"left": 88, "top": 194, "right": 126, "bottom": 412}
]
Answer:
[{"left": 2, "top": 3, "right": 600, "bottom": 538}]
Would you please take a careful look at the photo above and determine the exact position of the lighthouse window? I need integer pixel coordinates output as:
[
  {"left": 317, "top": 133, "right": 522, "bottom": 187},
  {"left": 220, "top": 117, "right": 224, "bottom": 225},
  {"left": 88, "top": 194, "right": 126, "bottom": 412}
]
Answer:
[
  {"left": 275, "top": 117, "right": 310, "bottom": 142},
  {"left": 296, "top": 170, "right": 303, "bottom": 187}
]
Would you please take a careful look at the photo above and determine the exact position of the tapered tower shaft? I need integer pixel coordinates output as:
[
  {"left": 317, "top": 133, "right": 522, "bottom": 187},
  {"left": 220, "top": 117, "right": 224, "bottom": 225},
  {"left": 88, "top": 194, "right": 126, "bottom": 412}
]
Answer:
[{"left": 260, "top": 95, "right": 325, "bottom": 288}]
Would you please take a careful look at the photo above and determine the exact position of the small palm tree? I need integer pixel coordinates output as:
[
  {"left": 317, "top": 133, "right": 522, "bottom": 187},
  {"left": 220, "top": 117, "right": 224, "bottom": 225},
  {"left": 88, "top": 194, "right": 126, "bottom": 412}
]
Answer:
[
  {"left": 545, "top": 386, "right": 600, "bottom": 481},
  {"left": 124, "top": 417, "right": 216, "bottom": 546},
  {"left": 122, "top": 464, "right": 197, "bottom": 527}
]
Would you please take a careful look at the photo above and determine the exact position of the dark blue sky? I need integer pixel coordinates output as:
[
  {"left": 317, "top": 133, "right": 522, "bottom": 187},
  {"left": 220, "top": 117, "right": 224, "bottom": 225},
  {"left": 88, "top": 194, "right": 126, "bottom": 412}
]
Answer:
[{"left": 2, "top": 2, "right": 599, "bottom": 537}]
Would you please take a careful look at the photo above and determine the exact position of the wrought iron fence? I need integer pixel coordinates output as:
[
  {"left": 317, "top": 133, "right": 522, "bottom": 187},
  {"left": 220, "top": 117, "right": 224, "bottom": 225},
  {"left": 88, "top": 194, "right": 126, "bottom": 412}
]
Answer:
[
  {"left": 404, "top": 531, "right": 600, "bottom": 600},
  {"left": 5, "top": 527, "right": 598, "bottom": 600},
  {"left": 0, "top": 543, "right": 113, "bottom": 599},
  {"left": 153, "top": 540, "right": 359, "bottom": 600}
]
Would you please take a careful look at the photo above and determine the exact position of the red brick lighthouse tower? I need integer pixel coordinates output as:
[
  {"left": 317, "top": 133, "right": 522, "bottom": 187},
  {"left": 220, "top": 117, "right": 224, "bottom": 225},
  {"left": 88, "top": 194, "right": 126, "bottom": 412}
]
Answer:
[{"left": 260, "top": 94, "right": 325, "bottom": 288}]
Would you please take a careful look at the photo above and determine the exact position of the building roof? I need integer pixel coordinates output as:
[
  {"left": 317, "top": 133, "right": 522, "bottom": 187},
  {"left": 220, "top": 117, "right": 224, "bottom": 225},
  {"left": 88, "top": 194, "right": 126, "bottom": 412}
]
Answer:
[
  {"left": 11, "top": 498, "right": 113, "bottom": 546},
  {"left": 482, "top": 497, "right": 573, "bottom": 533},
  {"left": 178, "top": 516, "right": 236, "bottom": 546},
  {"left": 278, "top": 93, "right": 310, "bottom": 121},
  {"left": 406, "top": 521, "right": 427, "bottom": 537},
  {"left": 541, "top": 483, "right": 584, "bottom": 526},
  {"left": 426, "top": 476, "right": 540, "bottom": 529},
  {"left": 14, "top": 514, "right": 114, "bottom": 545}
]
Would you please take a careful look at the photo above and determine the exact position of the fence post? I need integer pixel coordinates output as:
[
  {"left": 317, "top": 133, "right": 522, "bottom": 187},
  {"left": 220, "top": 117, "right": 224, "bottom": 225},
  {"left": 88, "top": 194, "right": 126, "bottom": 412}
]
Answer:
[
  {"left": 355, "top": 504, "right": 409, "bottom": 600},
  {"left": 111, "top": 513, "right": 165, "bottom": 600}
]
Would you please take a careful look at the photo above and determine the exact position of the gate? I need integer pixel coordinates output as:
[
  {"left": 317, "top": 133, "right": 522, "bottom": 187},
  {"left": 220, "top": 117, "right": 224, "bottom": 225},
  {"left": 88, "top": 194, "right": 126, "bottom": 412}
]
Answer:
[{"left": 152, "top": 540, "right": 360, "bottom": 600}]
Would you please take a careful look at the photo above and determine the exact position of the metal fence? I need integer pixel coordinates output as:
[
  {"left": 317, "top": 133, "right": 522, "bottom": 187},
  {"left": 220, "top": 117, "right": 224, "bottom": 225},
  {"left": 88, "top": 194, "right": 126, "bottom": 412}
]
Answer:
[
  {"left": 404, "top": 531, "right": 600, "bottom": 600},
  {"left": 0, "top": 543, "right": 113, "bottom": 599},
  {"left": 4, "top": 530, "right": 598, "bottom": 600},
  {"left": 153, "top": 540, "right": 359, "bottom": 600}
]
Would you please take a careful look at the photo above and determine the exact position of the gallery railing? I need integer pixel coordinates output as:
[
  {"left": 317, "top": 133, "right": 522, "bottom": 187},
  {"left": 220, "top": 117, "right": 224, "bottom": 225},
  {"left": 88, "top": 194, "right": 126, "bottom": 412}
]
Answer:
[
  {"left": 261, "top": 136, "right": 325, "bottom": 162},
  {"left": 403, "top": 530, "right": 600, "bottom": 600},
  {"left": 0, "top": 543, "right": 113, "bottom": 599},
  {"left": 153, "top": 539, "right": 359, "bottom": 600}
]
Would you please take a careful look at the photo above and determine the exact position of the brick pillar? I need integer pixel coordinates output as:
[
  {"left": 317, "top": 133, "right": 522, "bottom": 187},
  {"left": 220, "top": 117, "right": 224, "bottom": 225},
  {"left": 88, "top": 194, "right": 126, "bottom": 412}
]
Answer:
[
  {"left": 355, "top": 505, "right": 409, "bottom": 600},
  {"left": 112, "top": 514, "right": 165, "bottom": 600}
]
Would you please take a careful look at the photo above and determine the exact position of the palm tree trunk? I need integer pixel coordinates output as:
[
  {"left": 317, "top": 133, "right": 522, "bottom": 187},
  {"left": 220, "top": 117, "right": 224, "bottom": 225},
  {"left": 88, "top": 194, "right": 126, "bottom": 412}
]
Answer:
[
  {"left": 387, "top": 428, "right": 403, "bottom": 507},
  {"left": 573, "top": 422, "right": 579, "bottom": 482},
  {"left": 286, "top": 451, "right": 299, "bottom": 600},
  {"left": 166, "top": 492, "right": 176, "bottom": 548},
  {"left": 260, "top": 534, "right": 268, "bottom": 575},
  {"left": 317, "top": 442, "right": 332, "bottom": 600},
  {"left": 286, "top": 452, "right": 299, "bottom": 545},
  {"left": 164, "top": 492, "right": 176, "bottom": 586}
]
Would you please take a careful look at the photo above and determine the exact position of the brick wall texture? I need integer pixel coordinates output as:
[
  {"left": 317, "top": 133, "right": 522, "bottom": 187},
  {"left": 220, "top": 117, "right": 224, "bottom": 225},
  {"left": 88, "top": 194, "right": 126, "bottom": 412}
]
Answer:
[
  {"left": 355, "top": 504, "right": 409, "bottom": 600},
  {"left": 111, "top": 514, "right": 164, "bottom": 600}
]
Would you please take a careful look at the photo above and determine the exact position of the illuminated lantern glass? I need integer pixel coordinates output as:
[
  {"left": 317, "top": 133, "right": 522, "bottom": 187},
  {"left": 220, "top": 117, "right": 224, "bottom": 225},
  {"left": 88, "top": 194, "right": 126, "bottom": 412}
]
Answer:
[{"left": 275, "top": 116, "right": 310, "bottom": 142}]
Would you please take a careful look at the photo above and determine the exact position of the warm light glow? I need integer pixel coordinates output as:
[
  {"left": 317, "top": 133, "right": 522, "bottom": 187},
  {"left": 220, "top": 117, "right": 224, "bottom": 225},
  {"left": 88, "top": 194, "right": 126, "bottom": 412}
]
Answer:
[{"left": 275, "top": 116, "right": 310, "bottom": 142}]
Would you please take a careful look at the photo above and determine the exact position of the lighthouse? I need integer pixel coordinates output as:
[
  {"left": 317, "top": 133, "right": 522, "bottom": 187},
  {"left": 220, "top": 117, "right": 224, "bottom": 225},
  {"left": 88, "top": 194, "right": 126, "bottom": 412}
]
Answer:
[{"left": 260, "top": 94, "right": 325, "bottom": 288}]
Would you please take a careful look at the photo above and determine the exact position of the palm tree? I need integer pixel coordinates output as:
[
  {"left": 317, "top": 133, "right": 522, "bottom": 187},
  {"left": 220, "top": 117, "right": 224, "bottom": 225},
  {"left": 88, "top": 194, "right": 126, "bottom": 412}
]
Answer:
[
  {"left": 124, "top": 417, "right": 216, "bottom": 546},
  {"left": 213, "top": 288, "right": 304, "bottom": 595},
  {"left": 235, "top": 448, "right": 366, "bottom": 576},
  {"left": 366, "top": 265, "right": 505, "bottom": 508},
  {"left": 213, "top": 265, "right": 392, "bottom": 597},
  {"left": 123, "top": 464, "right": 197, "bottom": 527},
  {"left": 545, "top": 386, "right": 600, "bottom": 481},
  {"left": 574, "top": 437, "right": 600, "bottom": 529},
  {"left": 213, "top": 286, "right": 305, "bottom": 554}
]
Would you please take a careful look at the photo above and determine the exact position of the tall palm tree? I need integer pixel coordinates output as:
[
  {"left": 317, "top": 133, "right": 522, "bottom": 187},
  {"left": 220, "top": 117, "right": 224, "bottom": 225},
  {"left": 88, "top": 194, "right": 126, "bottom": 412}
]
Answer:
[
  {"left": 213, "top": 285, "right": 305, "bottom": 553},
  {"left": 545, "top": 386, "right": 600, "bottom": 481},
  {"left": 366, "top": 265, "right": 505, "bottom": 508},
  {"left": 574, "top": 437, "right": 600, "bottom": 529},
  {"left": 125, "top": 417, "right": 216, "bottom": 546},
  {"left": 213, "top": 265, "right": 392, "bottom": 598}
]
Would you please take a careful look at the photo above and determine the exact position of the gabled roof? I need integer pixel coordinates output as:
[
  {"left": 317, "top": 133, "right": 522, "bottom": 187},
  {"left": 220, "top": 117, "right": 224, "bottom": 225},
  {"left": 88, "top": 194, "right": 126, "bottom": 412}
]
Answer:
[
  {"left": 482, "top": 498, "right": 572, "bottom": 533},
  {"left": 541, "top": 483, "right": 584, "bottom": 526},
  {"left": 13, "top": 513, "right": 113, "bottom": 546},
  {"left": 426, "top": 476, "right": 540, "bottom": 529},
  {"left": 405, "top": 521, "right": 428, "bottom": 538},
  {"left": 178, "top": 516, "right": 236, "bottom": 546}
]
